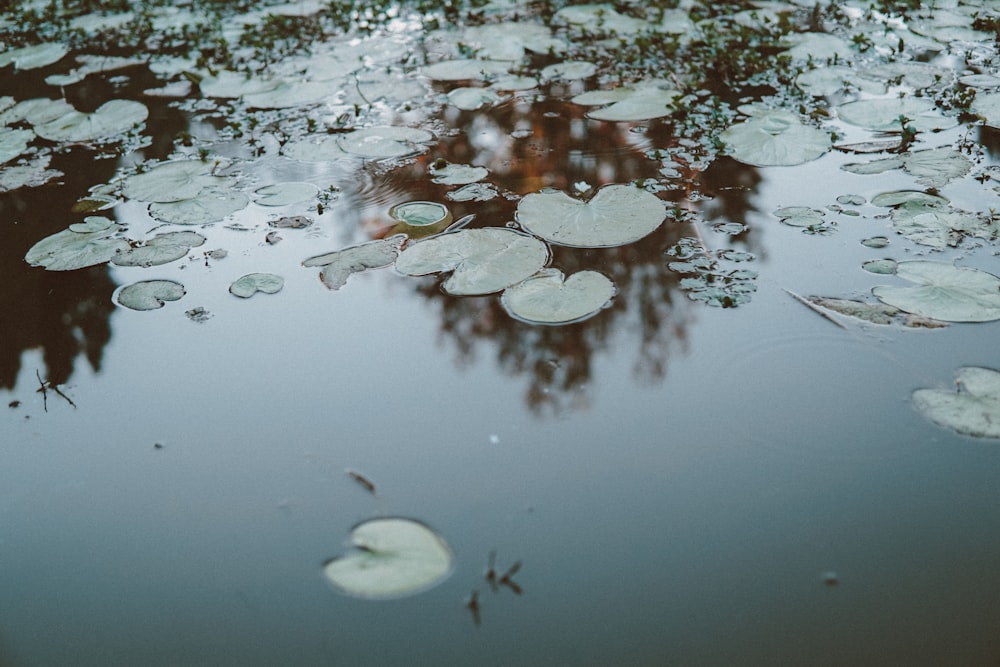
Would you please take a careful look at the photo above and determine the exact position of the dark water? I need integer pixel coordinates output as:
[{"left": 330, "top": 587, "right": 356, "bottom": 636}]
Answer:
[{"left": 2, "top": 10, "right": 1000, "bottom": 667}]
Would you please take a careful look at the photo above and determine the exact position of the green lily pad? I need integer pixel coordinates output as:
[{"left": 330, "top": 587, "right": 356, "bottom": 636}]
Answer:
[
  {"left": 0, "top": 155, "right": 61, "bottom": 193},
  {"left": 122, "top": 160, "right": 222, "bottom": 203},
  {"left": 303, "top": 236, "right": 404, "bottom": 291},
  {"left": 0, "top": 98, "right": 75, "bottom": 126},
  {"left": 446, "top": 182, "right": 498, "bottom": 202},
  {"left": 0, "top": 42, "right": 68, "bottom": 70},
  {"left": 339, "top": 126, "right": 434, "bottom": 159},
  {"left": 572, "top": 81, "right": 679, "bottom": 121},
  {"left": 773, "top": 206, "right": 826, "bottom": 228},
  {"left": 0, "top": 127, "right": 34, "bottom": 164},
  {"left": 540, "top": 61, "right": 597, "bottom": 80},
  {"left": 149, "top": 188, "right": 250, "bottom": 225},
  {"left": 515, "top": 184, "right": 664, "bottom": 248},
  {"left": 719, "top": 109, "right": 831, "bottom": 167},
  {"left": 447, "top": 87, "right": 502, "bottom": 111},
  {"left": 25, "top": 217, "right": 129, "bottom": 271},
  {"left": 323, "top": 517, "right": 453, "bottom": 600},
  {"left": 420, "top": 59, "right": 511, "bottom": 81},
  {"left": 253, "top": 182, "right": 319, "bottom": 207},
  {"left": 874, "top": 193, "right": 996, "bottom": 249},
  {"left": 913, "top": 367, "right": 1000, "bottom": 439},
  {"left": 501, "top": 269, "right": 615, "bottom": 325},
  {"left": 230, "top": 273, "right": 284, "bottom": 298},
  {"left": 837, "top": 97, "right": 957, "bottom": 133},
  {"left": 842, "top": 147, "right": 971, "bottom": 188},
  {"left": 111, "top": 231, "right": 206, "bottom": 268},
  {"left": 971, "top": 91, "right": 1000, "bottom": 128},
  {"left": 873, "top": 261, "right": 1000, "bottom": 322},
  {"left": 429, "top": 162, "right": 488, "bottom": 185},
  {"left": 388, "top": 201, "right": 451, "bottom": 227},
  {"left": 34, "top": 99, "right": 148, "bottom": 143},
  {"left": 395, "top": 227, "right": 549, "bottom": 295},
  {"left": 116, "top": 280, "right": 186, "bottom": 311}
]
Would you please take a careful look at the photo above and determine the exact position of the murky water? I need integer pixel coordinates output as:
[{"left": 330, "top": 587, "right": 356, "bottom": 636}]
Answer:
[{"left": 3, "top": 3, "right": 1000, "bottom": 666}]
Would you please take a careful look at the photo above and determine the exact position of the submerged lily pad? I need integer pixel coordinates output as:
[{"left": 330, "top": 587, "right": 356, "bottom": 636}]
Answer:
[
  {"left": 420, "top": 59, "right": 511, "bottom": 81},
  {"left": 837, "top": 97, "right": 957, "bottom": 133},
  {"left": 429, "top": 162, "right": 488, "bottom": 185},
  {"left": 719, "top": 109, "right": 831, "bottom": 167},
  {"left": 253, "top": 182, "right": 319, "bottom": 207},
  {"left": 116, "top": 279, "right": 185, "bottom": 311},
  {"left": 323, "top": 517, "right": 453, "bottom": 600},
  {"left": 25, "top": 217, "right": 129, "bottom": 271},
  {"left": 230, "top": 273, "right": 284, "bottom": 298},
  {"left": 395, "top": 227, "right": 549, "bottom": 295},
  {"left": 873, "top": 261, "right": 1000, "bottom": 322},
  {"left": 516, "top": 184, "right": 664, "bottom": 248},
  {"left": 389, "top": 201, "right": 451, "bottom": 227},
  {"left": 913, "top": 367, "right": 1000, "bottom": 439},
  {"left": 501, "top": 269, "right": 615, "bottom": 325},
  {"left": 303, "top": 236, "right": 404, "bottom": 291}
]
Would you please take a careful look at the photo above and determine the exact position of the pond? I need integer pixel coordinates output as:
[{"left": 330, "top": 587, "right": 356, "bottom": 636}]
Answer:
[{"left": 2, "top": 1, "right": 1000, "bottom": 665}]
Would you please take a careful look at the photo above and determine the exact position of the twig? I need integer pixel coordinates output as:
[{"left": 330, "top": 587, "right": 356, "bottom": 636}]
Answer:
[{"left": 35, "top": 369, "right": 47, "bottom": 413}]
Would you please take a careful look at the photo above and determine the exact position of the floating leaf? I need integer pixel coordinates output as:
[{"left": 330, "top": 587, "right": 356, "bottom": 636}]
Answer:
[
  {"left": 303, "top": 237, "right": 404, "bottom": 291},
  {"left": 971, "top": 91, "right": 1000, "bottom": 128},
  {"left": 802, "top": 296, "right": 946, "bottom": 328},
  {"left": 0, "top": 127, "right": 34, "bottom": 164},
  {"left": 446, "top": 182, "right": 498, "bottom": 202},
  {"left": 843, "top": 147, "right": 971, "bottom": 188},
  {"left": 540, "top": 60, "right": 597, "bottom": 80},
  {"left": 572, "top": 81, "right": 679, "bottom": 121},
  {"left": 501, "top": 269, "right": 615, "bottom": 325},
  {"left": 447, "top": 87, "right": 502, "bottom": 110},
  {"left": 253, "top": 182, "right": 319, "bottom": 206},
  {"left": 837, "top": 97, "right": 957, "bottom": 133},
  {"left": 25, "top": 217, "right": 129, "bottom": 271},
  {"left": 338, "top": 126, "right": 434, "bottom": 159},
  {"left": 795, "top": 66, "right": 885, "bottom": 97},
  {"left": 33, "top": 99, "right": 148, "bottom": 142},
  {"left": 515, "top": 184, "right": 664, "bottom": 248},
  {"left": 149, "top": 188, "right": 249, "bottom": 225},
  {"left": 229, "top": 273, "right": 284, "bottom": 298},
  {"left": 862, "top": 259, "right": 897, "bottom": 275},
  {"left": 116, "top": 280, "right": 185, "bottom": 311},
  {"left": 913, "top": 367, "right": 1000, "bottom": 439},
  {"left": 122, "top": 160, "right": 221, "bottom": 203},
  {"left": 420, "top": 59, "right": 511, "bottom": 81},
  {"left": 874, "top": 194, "right": 996, "bottom": 249},
  {"left": 719, "top": 109, "right": 831, "bottom": 167},
  {"left": 429, "top": 162, "right": 488, "bottom": 185},
  {"left": 0, "top": 154, "right": 61, "bottom": 193},
  {"left": 395, "top": 228, "right": 549, "bottom": 295},
  {"left": 0, "top": 42, "right": 67, "bottom": 70},
  {"left": 323, "top": 518, "right": 453, "bottom": 600},
  {"left": 773, "top": 206, "right": 826, "bottom": 228},
  {"left": 873, "top": 261, "right": 1000, "bottom": 322},
  {"left": 111, "top": 231, "right": 206, "bottom": 267},
  {"left": 388, "top": 201, "right": 451, "bottom": 227}
]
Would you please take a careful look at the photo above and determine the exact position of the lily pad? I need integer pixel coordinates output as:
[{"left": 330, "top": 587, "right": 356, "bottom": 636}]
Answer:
[
  {"left": 0, "top": 127, "right": 34, "bottom": 164},
  {"left": 873, "top": 261, "right": 1000, "bottom": 322},
  {"left": 719, "top": 109, "right": 831, "bottom": 167},
  {"left": 111, "top": 231, "right": 206, "bottom": 268},
  {"left": 253, "top": 182, "right": 319, "bottom": 207},
  {"left": 837, "top": 97, "right": 957, "bottom": 133},
  {"left": 874, "top": 194, "right": 996, "bottom": 249},
  {"left": 34, "top": 99, "right": 148, "bottom": 143},
  {"left": 388, "top": 201, "right": 451, "bottom": 227},
  {"left": 339, "top": 126, "right": 434, "bottom": 159},
  {"left": 303, "top": 237, "right": 404, "bottom": 291},
  {"left": 322, "top": 517, "right": 453, "bottom": 600},
  {"left": 0, "top": 42, "right": 67, "bottom": 70},
  {"left": 842, "top": 147, "right": 971, "bottom": 188},
  {"left": 429, "top": 162, "right": 488, "bottom": 185},
  {"left": 116, "top": 280, "right": 186, "bottom": 311},
  {"left": 122, "top": 160, "right": 222, "bottom": 203},
  {"left": 912, "top": 367, "right": 1000, "bottom": 439},
  {"left": 230, "top": 273, "right": 284, "bottom": 298},
  {"left": 420, "top": 59, "right": 511, "bottom": 81},
  {"left": 149, "top": 188, "right": 249, "bottom": 225},
  {"left": 515, "top": 184, "right": 664, "bottom": 248},
  {"left": 395, "top": 227, "right": 549, "bottom": 295},
  {"left": 572, "top": 81, "right": 679, "bottom": 121},
  {"left": 446, "top": 182, "right": 498, "bottom": 202},
  {"left": 0, "top": 154, "right": 62, "bottom": 193},
  {"left": 25, "top": 217, "right": 129, "bottom": 271},
  {"left": 540, "top": 61, "right": 597, "bottom": 81},
  {"left": 447, "top": 87, "right": 502, "bottom": 111},
  {"left": 501, "top": 269, "right": 615, "bottom": 325}
]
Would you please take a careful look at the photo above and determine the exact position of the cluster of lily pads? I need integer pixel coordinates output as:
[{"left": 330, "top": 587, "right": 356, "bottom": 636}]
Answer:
[{"left": 7, "top": 0, "right": 1000, "bottom": 440}]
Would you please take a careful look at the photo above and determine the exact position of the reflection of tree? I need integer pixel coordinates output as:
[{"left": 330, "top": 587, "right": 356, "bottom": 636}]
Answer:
[{"left": 386, "top": 94, "right": 762, "bottom": 414}]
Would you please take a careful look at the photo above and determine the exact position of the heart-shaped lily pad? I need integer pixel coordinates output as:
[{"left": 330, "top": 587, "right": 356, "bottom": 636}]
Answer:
[
  {"left": 25, "top": 217, "right": 129, "bottom": 271},
  {"left": 116, "top": 279, "right": 186, "bottom": 311},
  {"left": 122, "top": 159, "right": 222, "bottom": 203},
  {"left": 111, "top": 231, "right": 206, "bottom": 267},
  {"left": 837, "top": 97, "right": 957, "bottom": 132},
  {"left": 34, "top": 99, "right": 148, "bottom": 143},
  {"left": 323, "top": 517, "right": 453, "bottom": 600},
  {"left": 515, "top": 184, "right": 664, "bottom": 248},
  {"left": 501, "top": 269, "right": 615, "bottom": 325},
  {"left": 229, "top": 273, "right": 284, "bottom": 298},
  {"left": 572, "top": 81, "right": 679, "bottom": 121},
  {"left": 395, "top": 227, "right": 549, "bottom": 295},
  {"left": 338, "top": 126, "right": 434, "bottom": 159},
  {"left": 913, "top": 367, "right": 1000, "bottom": 438},
  {"left": 719, "top": 109, "right": 831, "bottom": 167},
  {"left": 149, "top": 188, "right": 250, "bottom": 225},
  {"left": 873, "top": 261, "right": 1000, "bottom": 322}
]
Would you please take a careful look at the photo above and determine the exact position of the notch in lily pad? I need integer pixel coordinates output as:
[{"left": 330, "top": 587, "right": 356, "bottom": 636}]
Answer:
[{"left": 322, "top": 517, "right": 453, "bottom": 600}]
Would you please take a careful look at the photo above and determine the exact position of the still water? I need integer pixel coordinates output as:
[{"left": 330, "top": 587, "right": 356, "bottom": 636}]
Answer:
[{"left": 2, "top": 2, "right": 1000, "bottom": 665}]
